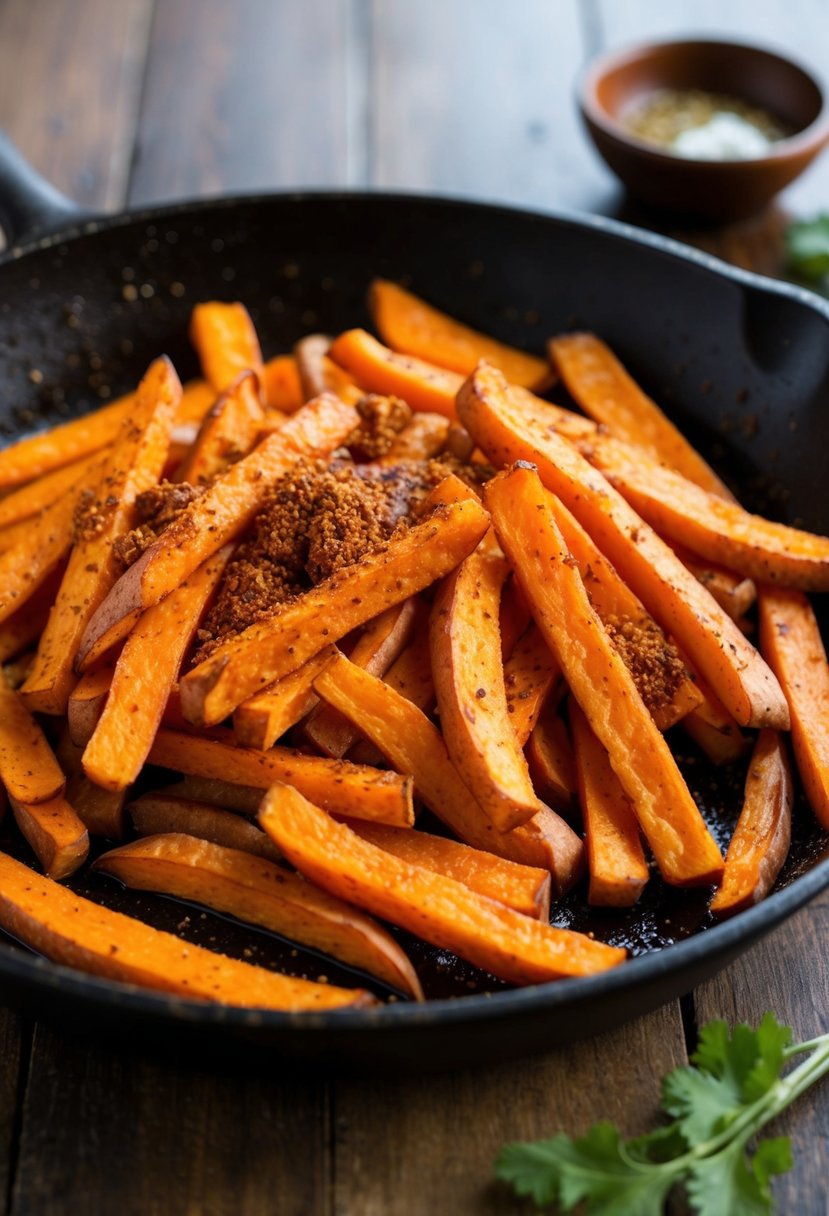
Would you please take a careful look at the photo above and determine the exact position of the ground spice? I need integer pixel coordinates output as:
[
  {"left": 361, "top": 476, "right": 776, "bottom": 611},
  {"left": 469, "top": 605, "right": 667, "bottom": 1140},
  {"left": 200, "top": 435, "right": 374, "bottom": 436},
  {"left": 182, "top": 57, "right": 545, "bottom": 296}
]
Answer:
[
  {"left": 112, "top": 480, "right": 205, "bottom": 569},
  {"left": 603, "top": 613, "right": 686, "bottom": 714},
  {"left": 345, "top": 393, "right": 412, "bottom": 460}
]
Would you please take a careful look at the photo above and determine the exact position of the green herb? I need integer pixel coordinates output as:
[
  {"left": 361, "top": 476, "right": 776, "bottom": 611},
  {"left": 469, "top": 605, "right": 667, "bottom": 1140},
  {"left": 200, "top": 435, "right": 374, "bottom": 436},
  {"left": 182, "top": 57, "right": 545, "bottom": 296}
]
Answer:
[
  {"left": 785, "top": 214, "right": 829, "bottom": 282},
  {"left": 495, "top": 1013, "right": 829, "bottom": 1214}
]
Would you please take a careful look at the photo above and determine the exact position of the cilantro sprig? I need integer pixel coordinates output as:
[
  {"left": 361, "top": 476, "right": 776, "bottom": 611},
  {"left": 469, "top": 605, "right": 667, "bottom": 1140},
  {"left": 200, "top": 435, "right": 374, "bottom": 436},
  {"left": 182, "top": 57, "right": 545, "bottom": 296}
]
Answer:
[
  {"left": 495, "top": 1014, "right": 829, "bottom": 1214},
  {"left": 785, "top": 214, "right": 829, "bottom": 285}
]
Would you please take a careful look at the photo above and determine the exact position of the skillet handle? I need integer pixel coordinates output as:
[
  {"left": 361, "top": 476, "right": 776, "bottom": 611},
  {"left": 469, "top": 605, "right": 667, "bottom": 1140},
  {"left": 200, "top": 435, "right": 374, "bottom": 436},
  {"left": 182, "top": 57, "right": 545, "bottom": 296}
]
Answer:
[{"left": 0, "top": 130, "right": 93, "bottom": 246}]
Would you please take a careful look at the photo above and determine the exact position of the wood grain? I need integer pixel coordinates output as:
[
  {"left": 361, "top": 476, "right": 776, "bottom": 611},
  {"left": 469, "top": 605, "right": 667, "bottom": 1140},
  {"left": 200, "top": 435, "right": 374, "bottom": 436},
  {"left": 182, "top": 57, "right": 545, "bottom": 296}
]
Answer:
[
  {"left": 0, "top": 0, "right": 153, "bottom": 210},
  {"left": 0, "top": 1009, "right": 26, "bottom": 1208},
  {"left": 332, "top": 1002, "right": 688, "bottom": 1215},
  {"left": 370, "top": 0, "right": 615, "bottom": 211},
  {"left": 10, "top": 1024, "right": 329, "bottom": 1216},
  {"left": 129, "top": 0, "right": 360, "bottom": 205}
]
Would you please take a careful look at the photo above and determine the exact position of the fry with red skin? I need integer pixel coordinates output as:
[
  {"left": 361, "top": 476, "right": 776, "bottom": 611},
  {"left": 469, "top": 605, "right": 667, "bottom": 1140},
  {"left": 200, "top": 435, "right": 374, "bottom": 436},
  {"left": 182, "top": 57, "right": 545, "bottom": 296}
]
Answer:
[
  {"left": 313, "top": 651, "right": 584, "bottom": 893},
  {"left": 233, "top": 646, "right": 337, "bottom": 750},
  {"left": 0, "top": 849, "right": 371, "bottom": 1009},
  {"left": 569, "top": 702, "right": 649, "bottom": 908},
  {"left": 458, "top": 363, "right": 788, "bottom": 730},
  {"left": 94, "top": 833, "right": 423, "bottom": 1000},
  {"left": 371, "top": 279, "right": 552, "bottom": 389},
  {"left": 130, "top": 795, "right": 281, "bottom": 862},
  {"left": 67, "top": 663, "right": 116, "bottom": 746},
  {"left": 82, "top": 547, "right": 233, "bottom": 791},
  {"left": 549, "top": 332, "right": 731, "bottom": 495},
  {"left": 78, "top": 393, "right": 359, "bottom": 670},
  {"left": 759, "top": 587, "right": 829, "bottom": 829},
  {"left": 0, "top": 683, "right": 65, "bottom": 804},
  {"left": 431, "top": 546, "right": 540, "bottom": 831},
  {"left": 669, "top": 544, "right": 757, "bottom": 621},
  {"left": 682, "top": 683, "right": 751, "bottom": 766},
  {"left": 21, "top": 357, "right": 181, "bottom": 714},
  {"left": 189, "top": 301, "right": 264, "bottom": 395},
  {"left": 294, "top": 334, "right": 364, "bottom": 404},
  {"left": 148, "top": 728, "right": 415, "bottom": 827},
  {"left": 330, "top": 329, "right": 462, "bottom": 417},
  {"left": 55, "top": 730, "right": 126, "bottom": 839},
  {"left": 259, "top": 783, "right": 625, "bottom": 985},
  {"left": 484, "top": 464, "right": 723, "bottom": 887},
  {"left": 346, "top": 821, "right": 551, "bottom": 920},
  {"left": 710, "top": 731, "right": 793, "bottom": 918},
  {"left": 179, "top": 497, "right": 490, "bottom": 727},
  {"left": 174, "top": 370, "right": 264, "bottom": 484},
  {"left": 526, "top": 708, "right": 577, "bottom": 815},
  {"left": 10, "top": 794, "right": 89, "bottom": 880}
]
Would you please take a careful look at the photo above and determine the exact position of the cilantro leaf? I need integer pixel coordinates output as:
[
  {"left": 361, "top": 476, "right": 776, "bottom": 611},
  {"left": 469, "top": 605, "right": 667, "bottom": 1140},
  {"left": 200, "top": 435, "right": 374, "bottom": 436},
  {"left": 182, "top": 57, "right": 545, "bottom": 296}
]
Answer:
[
  {"left": 661, "top": 1063, "right": 741, "bottom": 1144},
  {"left": 786, "top": 214, "right": 829, "bottom": 281},
  {"left": 495, "top": 1124, "right": 674, "bottom": 1215},
  {"left": 685, "top": 1135, "right": 792, "bottom": 1216}
]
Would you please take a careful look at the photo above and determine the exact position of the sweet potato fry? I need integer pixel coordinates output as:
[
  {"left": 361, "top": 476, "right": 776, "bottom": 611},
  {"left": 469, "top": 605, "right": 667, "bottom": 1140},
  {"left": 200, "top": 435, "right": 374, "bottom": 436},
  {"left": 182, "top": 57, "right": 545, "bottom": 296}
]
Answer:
[
  {"left": 0, "top": 568, "right": 63, "bottom": 663},
  {"left": 313, "top": 651, "right": 584, "bottom": 893},
  {"left": 371, "top": 279, "right": 552, "bottom": 389},
  {"left": 758, "top": 587, "right": 829, "bottom": 828},
  {"left": 179, "top": 497, "right": 490, "bottom": 726},
  {"left": 382, "top": 412, "right": 450, "bottom": 462},
  {"left": 82, "top": 547, "right": 233, "bottom": 791},
  {"left": 233, "top": 645, "right": 337, "bottom": 751},
  {"left": 549, "top": 332, "right": 731, "bottom": 496},
  {"left": 709, "top": 730, "right": 792, "bottom": 918},
  {"left": 94, "top": 833, "right": 423, "bottom": 1000},
  {"left": 55, "top": 730, "right": 126, "bottom": 839},
  {"left": 148, "top": 728, "right": 415, "bottom": 827},
  {"left": 304, "top": 600, "right": 417, "bottom": 758},
  {"left": 130, "top": 794, "right": 281, "bottom": 861},
  {"left": 458, "top": 364, "right": 788, "bottom": 730},
  {"left": 569, "top": 702, "right": 649, "bottom": 907},
  {"left": 259, "top": 783, "right": 624, "bottom": 984},
  {"left": 526, "top": 707, "right": 577, "bottom": 815},
  {"left": 347, "top": 615, "right": 435, "bottom": 766},
  {"left": 263, "top": 355, "right": 304, "bottom": 412},
  {"left": 67, "top": 663, "right": 116, "bottom": 746},
  {"left": 0, "top": 682, "right": 65, "bottom": 804},
  {"left": 295, "top": 334, "right": 364, "bottom": 404},
  {"left": 0, "top": 452, "right": 103, "bottom": 529},
  {"left": 431, "top": 547, "right": 541, "bottom": 831},
  {"left": 78, "top": 392, "right": 359, "bottom": 670},
  {"left": 189, "top": 301, "right": 264, "bottom": 395},
  {"left": 579, "top": 431, "right": 829, "bottom": 592},
  {"left": 346, "top": 821, "right": 550, "bottom": 920},
  {"left": 0, "top": 849, "right": 370, "bottom": 1009},
  {"left": 156, "top": 777, "right": 265, "bottom": 816},
  {"left": 485, "top": 463, "right": 723, "bottom": 887},
  {"left": 21, "top": 357, "right": 181, "bottom": 713},
  {"left": 503, "top": 625, "right": 562, "bottom": 746},
  {"left": 546, "top": 494, "right": 702, "bottom": 730},
  {"left": 0, "top": 461, "right": 97, "bottom": 626},
  {"left": 173, "top": 370, "right": 264, "bottom": 483},
  {"left": 669, "top": 543, "right": 757, "bottom": 620},
  {"left": 329, "top": 329, "right": 462, "bottom": 417},
  {"left": 10, "top": 794, "right": 89, "bottom": 880},
  {"left": 682, "top": 684, "right": 751, "bottom": 766}
]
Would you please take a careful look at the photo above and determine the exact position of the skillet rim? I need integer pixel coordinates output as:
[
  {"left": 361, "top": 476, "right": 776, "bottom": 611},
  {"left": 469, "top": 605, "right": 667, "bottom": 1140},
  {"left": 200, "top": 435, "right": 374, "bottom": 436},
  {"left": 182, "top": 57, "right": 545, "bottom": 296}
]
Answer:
[{"left": 1, "top": 187, "right": 828, "bottom": 1037}]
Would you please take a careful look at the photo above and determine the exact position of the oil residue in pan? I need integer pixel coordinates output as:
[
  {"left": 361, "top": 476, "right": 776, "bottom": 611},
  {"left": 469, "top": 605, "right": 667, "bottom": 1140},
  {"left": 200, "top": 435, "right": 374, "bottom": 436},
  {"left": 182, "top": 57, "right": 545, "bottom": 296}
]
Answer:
[{"left": 0, "top": 739, "right": 826, "bottom": 1005}]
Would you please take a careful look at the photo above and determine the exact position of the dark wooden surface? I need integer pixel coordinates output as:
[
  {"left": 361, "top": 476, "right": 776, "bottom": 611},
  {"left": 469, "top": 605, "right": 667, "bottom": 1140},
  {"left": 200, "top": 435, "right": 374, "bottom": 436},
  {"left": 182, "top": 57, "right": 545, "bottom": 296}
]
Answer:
[{"left": 0, "top": 1, "right": 828, "bottom": 1211}]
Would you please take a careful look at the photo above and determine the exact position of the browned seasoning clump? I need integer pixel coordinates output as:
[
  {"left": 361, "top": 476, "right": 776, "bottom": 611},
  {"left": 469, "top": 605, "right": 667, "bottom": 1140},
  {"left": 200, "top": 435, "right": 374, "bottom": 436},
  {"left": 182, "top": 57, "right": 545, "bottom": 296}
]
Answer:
[
  {"left": 603, "top": 613, "right": 687, "bottom": 714},
  {"left": 344, "top": 393, "right": 412, "bottom": 460},
  {"left": 112, "top": 480, "right": 205, "bottom": 570}
]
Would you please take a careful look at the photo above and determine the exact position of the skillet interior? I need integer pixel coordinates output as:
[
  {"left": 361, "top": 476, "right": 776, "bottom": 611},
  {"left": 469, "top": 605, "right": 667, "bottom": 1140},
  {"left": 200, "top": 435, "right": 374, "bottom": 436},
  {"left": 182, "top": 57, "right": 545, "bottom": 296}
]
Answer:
[{"left": 1, "top": 193, "right": 829, "bottom": 1069}]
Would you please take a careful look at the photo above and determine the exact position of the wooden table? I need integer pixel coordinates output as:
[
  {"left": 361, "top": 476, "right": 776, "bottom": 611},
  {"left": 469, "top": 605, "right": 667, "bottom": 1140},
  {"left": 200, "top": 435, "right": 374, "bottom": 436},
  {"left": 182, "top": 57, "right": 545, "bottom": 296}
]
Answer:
[{"left": 1, "top": 2, "right": 828, "bottom": 1211}]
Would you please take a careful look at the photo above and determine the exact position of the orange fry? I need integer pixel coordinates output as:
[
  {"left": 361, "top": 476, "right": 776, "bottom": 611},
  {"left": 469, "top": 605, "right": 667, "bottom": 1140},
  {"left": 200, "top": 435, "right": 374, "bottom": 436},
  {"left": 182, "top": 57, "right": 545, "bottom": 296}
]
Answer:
[
  {"left": 189, "top": 301, "right": 264, "bottom": 395},
  {"left": 173, "top": 370, "right": 264, "bottom": 484},
  {"left": 233, "top": 646, "right": 337, "bottom": 751},
  {"left": 130, "top": 794, "right": 281, "bottom": 862},
  {"left": 0, "top": 682, "right": 65, "bottom": 804},
  {"left": 0, "top": 452, "right": 103, "bottom": 529},
  {"left": 263, "top": 354, "right": 304, "bottom": 412},
  {"left": 259, "top": 783, "right": 625, "bottom": 985},
  {"left": 526, "top": 707, "right": 577, "bottom": 815},
  {"left": 295, "top": 334, "right": 364, "bottom": 404},
  {"left": 329, "top": 329, "right": 462, "bottom": 417},
  {"left": 10, "top": 794, "right": 89, "bottom": 880}
]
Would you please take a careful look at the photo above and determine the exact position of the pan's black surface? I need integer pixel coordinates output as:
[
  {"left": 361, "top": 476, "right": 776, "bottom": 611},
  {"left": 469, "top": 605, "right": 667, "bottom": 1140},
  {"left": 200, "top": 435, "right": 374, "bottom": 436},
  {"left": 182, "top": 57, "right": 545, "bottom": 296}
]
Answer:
[{"left": 2, "top": 139, "right": 829, "bottom": 1071}]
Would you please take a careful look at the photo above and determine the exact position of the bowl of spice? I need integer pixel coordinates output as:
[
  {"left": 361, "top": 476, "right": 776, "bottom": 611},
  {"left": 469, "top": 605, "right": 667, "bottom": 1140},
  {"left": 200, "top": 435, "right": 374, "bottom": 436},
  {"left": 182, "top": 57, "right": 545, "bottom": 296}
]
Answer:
[{"left": 580, "top": 39, "right": 829, "bottom": 221}]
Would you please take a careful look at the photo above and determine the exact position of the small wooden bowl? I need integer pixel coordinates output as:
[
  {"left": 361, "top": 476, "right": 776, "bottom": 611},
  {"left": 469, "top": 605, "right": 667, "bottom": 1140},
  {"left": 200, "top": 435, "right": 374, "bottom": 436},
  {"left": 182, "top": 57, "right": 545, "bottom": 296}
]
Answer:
[{"left": 580, "top": 39, "right": 829, "bottom": 221}]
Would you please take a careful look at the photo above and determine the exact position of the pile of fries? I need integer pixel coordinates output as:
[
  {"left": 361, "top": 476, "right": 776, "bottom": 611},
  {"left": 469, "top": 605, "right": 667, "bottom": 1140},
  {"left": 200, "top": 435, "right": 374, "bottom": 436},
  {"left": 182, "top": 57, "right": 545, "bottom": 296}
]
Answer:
[{"left": 0, "top": 278, "right": 827, "bottom": 1011}]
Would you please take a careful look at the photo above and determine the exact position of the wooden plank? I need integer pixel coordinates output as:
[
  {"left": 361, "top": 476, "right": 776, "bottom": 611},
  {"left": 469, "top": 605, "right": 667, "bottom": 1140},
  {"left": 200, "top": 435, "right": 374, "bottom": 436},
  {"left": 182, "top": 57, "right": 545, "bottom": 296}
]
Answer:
[
  {"left": 0, "top": 0, "right": 154, "bottom": 210},
  {"left": 594, "top": 0, "right": 829, "bottom": 214},
  {"left": 10, "top": 1023, "right": 328, "bottom": 1216},
  {"left": 694, "top": 892, "right": 829, "bottom": 1214},
  {"left": 370, "top": 0, "right": 616, "bottom": 211},
  {"left": 129, "top": 0, "right": 358, "bottom": 205},
  {"left": 332, "top": 1002, "right": 687, "bottom": 1215},
  {"left": 0, "top": 1009, "right": 26, "bottom": 1206}
]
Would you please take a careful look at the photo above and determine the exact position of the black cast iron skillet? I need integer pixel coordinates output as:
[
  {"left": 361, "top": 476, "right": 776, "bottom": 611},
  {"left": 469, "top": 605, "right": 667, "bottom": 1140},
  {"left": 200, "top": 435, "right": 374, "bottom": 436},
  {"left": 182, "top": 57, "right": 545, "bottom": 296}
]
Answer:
[{"left": 1, "top": 132, "right": 829, "bottom": 1072}]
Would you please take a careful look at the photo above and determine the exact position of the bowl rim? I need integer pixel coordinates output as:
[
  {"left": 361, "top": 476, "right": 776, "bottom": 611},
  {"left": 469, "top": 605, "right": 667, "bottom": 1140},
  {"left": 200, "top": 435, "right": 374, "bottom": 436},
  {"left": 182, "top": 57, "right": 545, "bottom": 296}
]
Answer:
[{"left": 579, "top": 35, "right": 829, "bottom": 168}]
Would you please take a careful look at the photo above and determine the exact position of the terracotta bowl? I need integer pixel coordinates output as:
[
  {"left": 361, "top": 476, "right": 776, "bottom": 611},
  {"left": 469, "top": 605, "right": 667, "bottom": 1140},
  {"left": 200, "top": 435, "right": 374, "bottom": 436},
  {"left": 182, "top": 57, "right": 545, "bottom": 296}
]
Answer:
[{"left": 580, "top": 39, "right": 829, "bottom": 221}]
